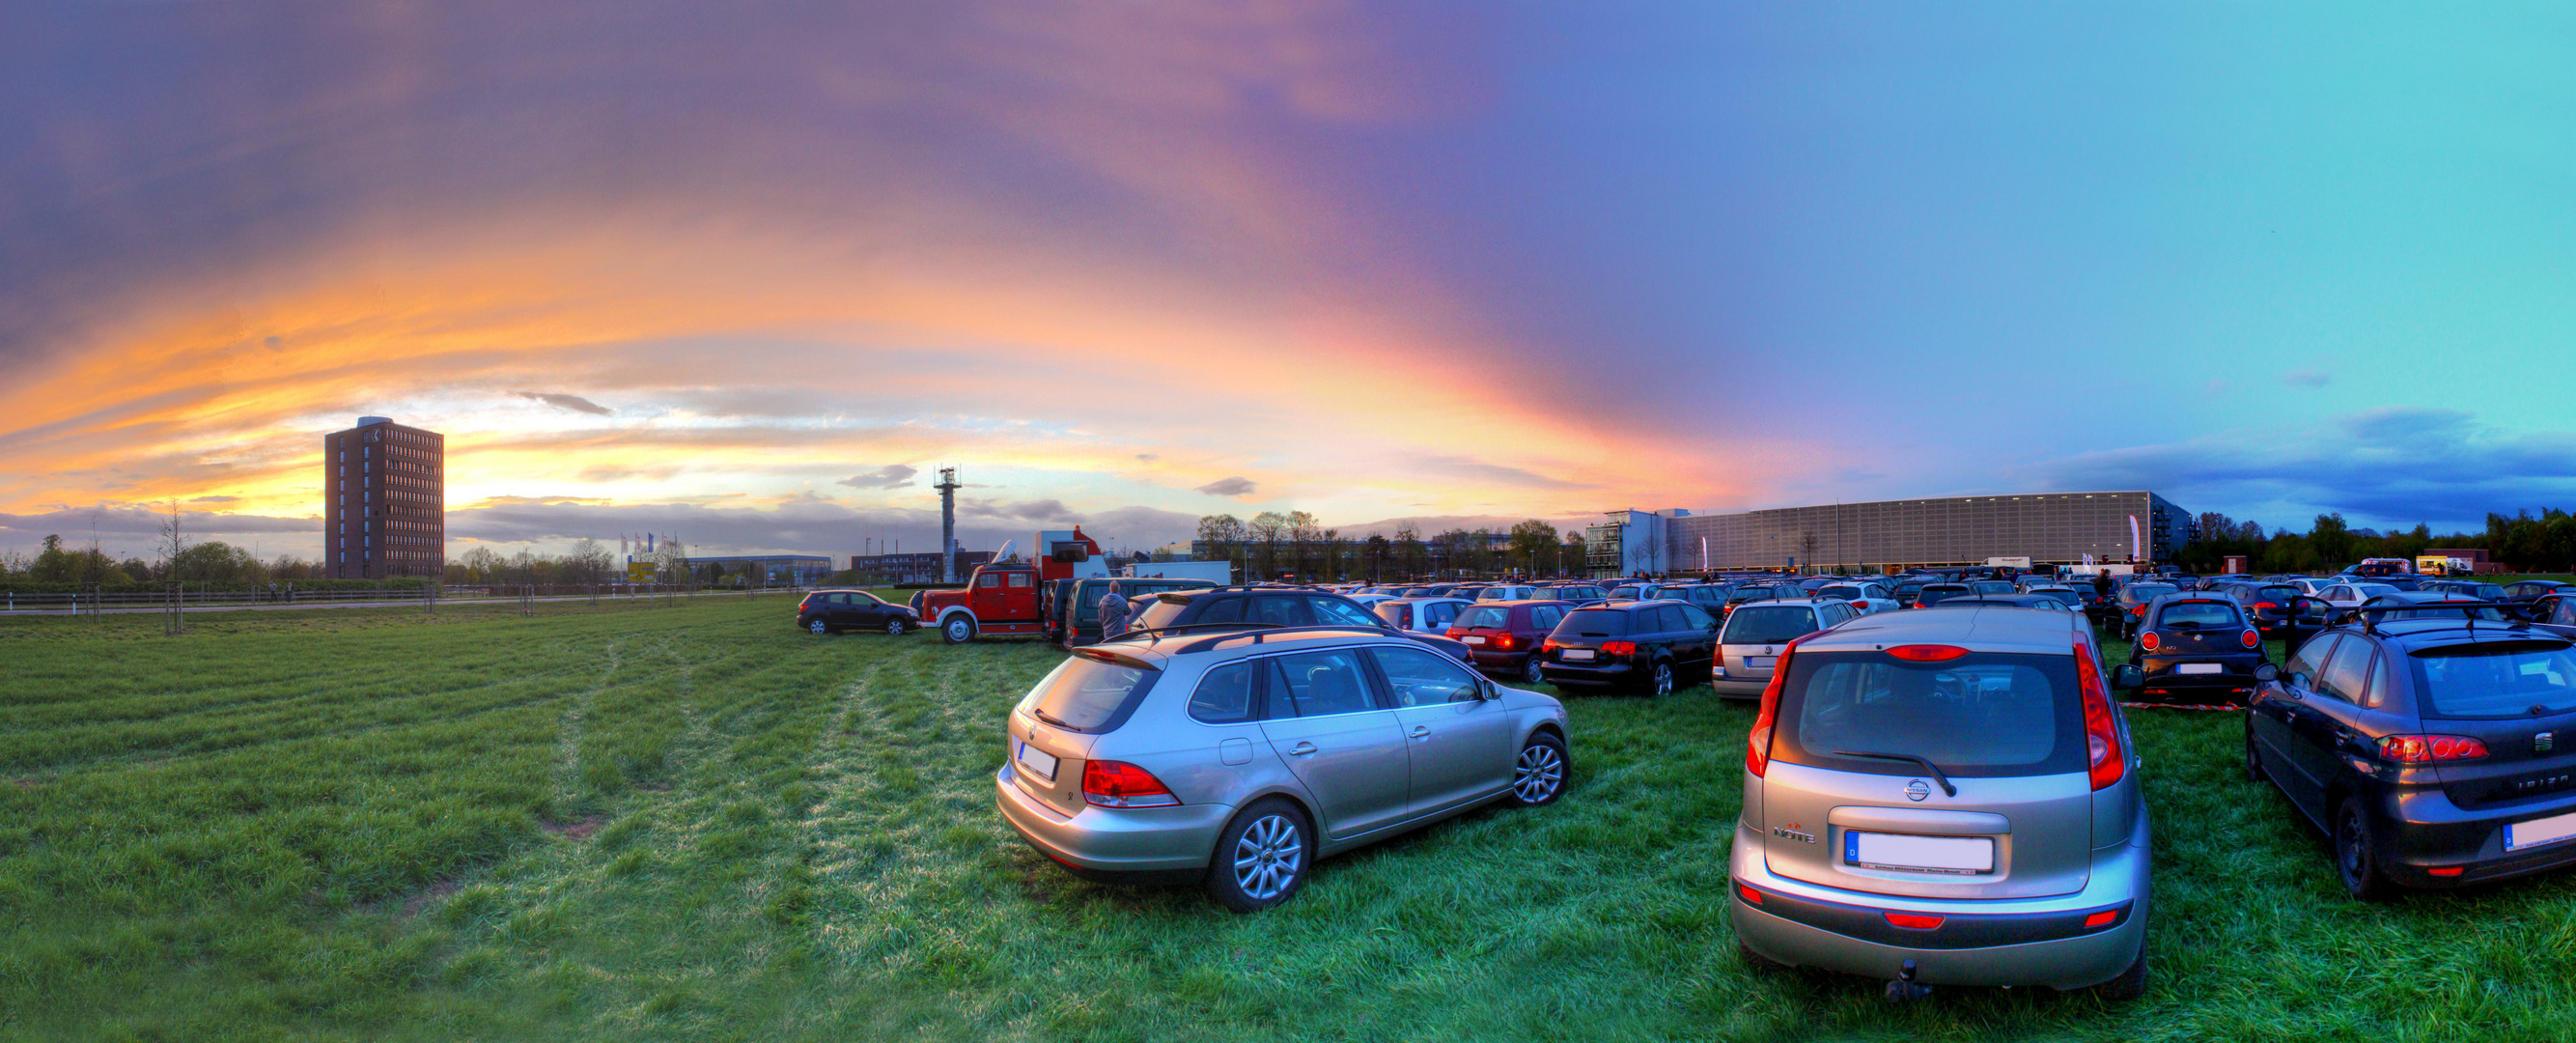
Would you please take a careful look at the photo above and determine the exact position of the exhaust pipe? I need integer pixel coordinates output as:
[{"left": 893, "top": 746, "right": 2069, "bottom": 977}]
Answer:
[{"left": 1884, "top": 958, "right": 1933, "bottom": 1003}]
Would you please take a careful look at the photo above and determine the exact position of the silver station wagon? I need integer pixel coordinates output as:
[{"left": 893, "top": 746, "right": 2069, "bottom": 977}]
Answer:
[
  {"left": 996, "top": 624, "right": 1573, "bottom": 911},
  {"left": 1731, "top": 606, "right": 2154, "bottom": 1000}
]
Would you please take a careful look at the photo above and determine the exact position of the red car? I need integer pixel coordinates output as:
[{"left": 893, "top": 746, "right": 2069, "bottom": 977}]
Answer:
[{"left": 1445, "top": 600, "right": 1576, "bottom": 685}]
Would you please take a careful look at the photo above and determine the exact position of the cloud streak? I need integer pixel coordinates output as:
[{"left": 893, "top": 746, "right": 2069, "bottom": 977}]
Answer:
[{"left": 512, "top": 391, "right": 613, "bottom": 415}]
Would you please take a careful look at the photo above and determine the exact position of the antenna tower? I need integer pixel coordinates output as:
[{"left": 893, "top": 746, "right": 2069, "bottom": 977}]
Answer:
[{"left": 935, "top": 466, "right": 961, "bottom": 582}]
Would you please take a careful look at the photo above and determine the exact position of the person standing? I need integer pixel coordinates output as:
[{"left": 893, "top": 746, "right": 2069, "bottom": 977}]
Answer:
[{"left": 1096, "top": 580, "right": 1131, "bottom": 641}]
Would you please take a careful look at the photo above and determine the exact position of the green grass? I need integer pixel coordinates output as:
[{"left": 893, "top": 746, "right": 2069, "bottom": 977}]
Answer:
[{"left": 8, "top": 602, "right": 2576, "bottom": 1041}]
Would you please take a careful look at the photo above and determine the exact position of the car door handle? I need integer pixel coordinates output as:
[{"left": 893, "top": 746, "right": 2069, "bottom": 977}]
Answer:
[
  {"left": 1288, "top": 742, "right": 1318, "bottom": 757},
  {"left": 1410, "top": 725, "right": 1432, "bottom": 740}
]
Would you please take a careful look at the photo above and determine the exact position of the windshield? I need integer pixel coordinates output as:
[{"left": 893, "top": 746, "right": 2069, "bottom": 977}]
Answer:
[
  {"left": 2412, "top": 641, "right": 2576, "bottom": 719},
  {"left": 1131, "top": 596, "right": 1191, "bottom": 631},
  {"left": 1026, "top": 657, "right": 1162, "bottom": 733},
  {"left": 1817, "top": 586, "right": 1861, "bottom": 601},
  {"left": 1610, "top": 586, "right": 1643, "bottom": 599},
  {"left": 1552, "top": 608, "right": 1629, "bottom": 638},
  {"left": 2155, "top": 602, "right": 2240, "bottom": 628},
  {"left": 1771, "top": 651, "right": 2082, "bottom": 776},
  {"left": 2124, "top": 583, "right": 2177, "bottom": 603},
  {"left": 2251, "top": 586, "right": 2300, "bottom": 605},
  {"left": 1455, "top": 606, "right": 1510, "bottom": 630},
  {"left": 1722, "top": 606, "right": 1818, "bottom": 645},
  {"left": 2036, "top": 590, "right": 2082, "bottom": 606}
]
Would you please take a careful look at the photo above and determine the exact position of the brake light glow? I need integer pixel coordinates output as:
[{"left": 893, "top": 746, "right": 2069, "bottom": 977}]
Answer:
[
  {"left": 1884, "top": 913, "right": 1945, "bottom": 930},
  {"left": 1601, "top": 640, "right": 1638, "bottom": 657},
  {"left": 2240, "top": 629, "right": 2260, "bottom": 649},
  {"left": 2377, "top": 735, "right": 2489, "bottom": 763},
  {"left": 1492, "top": 632, "right": 1516, "bottom": 650},
  {"left": 1746, "top": 636, "right": 1806, "bottom": 777},
  {"left": 2254, "top": 602, "right": 2279, "bottom": 610},
  {"left": 1885, "top": 644, "right": 1970, "bottom": 662},
  {"left": 2077, "top": 641, "right": 2125, "bottom": 791},
  {"left": 2083, "top": 910, "right": 2119, "bottom": 929},
  {"left": 1081, "top": 760, "right": 1181, "bottom": 807},
  {"left": 2138, "top": 631, "right": 2160, "bottom": 652},
  {"left": 2427, "top": 867, "right": 2465, "bottom": 878},
  {"left": 1737, "top": 883, "right": 1763, "bottom": 905}
]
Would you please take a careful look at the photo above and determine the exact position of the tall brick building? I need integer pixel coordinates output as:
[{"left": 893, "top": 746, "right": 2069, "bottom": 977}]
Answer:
[{"left": 324, "top": 416, "right": 445, "bottom": 578}]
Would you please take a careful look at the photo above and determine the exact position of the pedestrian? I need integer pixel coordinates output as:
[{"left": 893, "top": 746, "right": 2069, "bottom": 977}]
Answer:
[{"left": 1097, "top": 580, "right": 1131, "bottom": 641}]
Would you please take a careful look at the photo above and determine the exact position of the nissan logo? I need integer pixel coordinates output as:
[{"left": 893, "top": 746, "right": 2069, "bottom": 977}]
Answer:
[{"left": 1905, "top": 779, "right": 1932, "bottom": 803}]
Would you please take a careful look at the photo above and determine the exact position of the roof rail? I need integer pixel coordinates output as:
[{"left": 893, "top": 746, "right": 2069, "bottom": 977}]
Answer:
[
  {"left": 1173, "top": 624, "right": 1397, "bottom": 656},
  {"left": 1131, "top": 621, "right": 1284, "bottom": 641}
]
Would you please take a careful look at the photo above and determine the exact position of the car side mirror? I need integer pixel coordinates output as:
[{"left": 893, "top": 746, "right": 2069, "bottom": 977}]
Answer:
[
  {"left": 1480, "top": 678, "right": 1500, "bottom": 700},
  {"left": 2254, "top": 662, "right": 2280, "bottom": 683},
  {"left": 2110, "top": 663, "right": 2144, "bottom": 691}
]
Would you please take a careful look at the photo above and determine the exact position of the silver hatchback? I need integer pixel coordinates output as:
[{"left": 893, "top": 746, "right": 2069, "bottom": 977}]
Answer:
[
  {"left": 996, "top": 625, "right": 1572, "bottom": 911},
  {"left": 1731, "top": 606, "right": 2154, "bottom": 1000}
]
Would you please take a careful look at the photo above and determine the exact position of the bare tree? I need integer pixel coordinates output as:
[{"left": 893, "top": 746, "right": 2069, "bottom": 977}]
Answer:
[{"left": 157, "top": 499, "right": 190, "bottom": 579}]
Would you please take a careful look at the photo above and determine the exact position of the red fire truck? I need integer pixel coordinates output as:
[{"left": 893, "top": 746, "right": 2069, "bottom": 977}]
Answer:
[{"left": 911, "top": 527, "right": 1107, "bottom": 643}]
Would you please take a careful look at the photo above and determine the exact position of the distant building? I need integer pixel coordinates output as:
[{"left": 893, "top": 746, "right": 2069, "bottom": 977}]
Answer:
[
  {"left": 1590, "top": 492, "right": 2193, "bottom": 577},
  {"left": 686, "top": 555, "right": 834, "bottom": 586},
  {"left": 848, "top": 550, "right": 994, "bottom": 584},
  {"left": 324, "top": 416, "right": 444, "bottom": 578}
]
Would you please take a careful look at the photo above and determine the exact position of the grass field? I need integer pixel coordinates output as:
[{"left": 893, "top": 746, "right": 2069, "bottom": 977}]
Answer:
[{"left": 10, "top": 598, "right": 2576, "bottom": 1042}]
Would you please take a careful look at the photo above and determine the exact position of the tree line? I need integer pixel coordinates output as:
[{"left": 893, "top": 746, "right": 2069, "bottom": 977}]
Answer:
[
  {"left": 2170, "top": 509, "right": 2576, "bottom": 575},
  {"left": 1191, "top": 512, "right": 1588, "bottom": 581}
]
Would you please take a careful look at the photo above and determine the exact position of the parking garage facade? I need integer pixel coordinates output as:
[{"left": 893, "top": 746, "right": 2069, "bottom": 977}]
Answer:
[{"left": 1647, "top": 491, "right": 2193, "bottom": 574}]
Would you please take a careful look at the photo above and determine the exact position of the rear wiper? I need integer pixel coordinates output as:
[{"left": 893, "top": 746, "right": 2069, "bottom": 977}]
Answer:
[
  {"left": 1833, "top": 750, "right": 1958, "bottom": 797},
  {"left": 1030, "top": 708, "right": 1072, "bottom": 728}
]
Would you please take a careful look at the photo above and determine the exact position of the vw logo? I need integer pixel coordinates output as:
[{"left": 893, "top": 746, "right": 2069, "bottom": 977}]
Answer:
[{"left": 1905, "top": 779, "right": 1932, "bottom": 803}]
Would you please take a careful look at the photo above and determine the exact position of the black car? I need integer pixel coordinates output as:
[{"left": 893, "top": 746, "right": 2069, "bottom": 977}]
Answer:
[
  {"left": 2216, "top": 580, "right": 2310, "bottom": 636},
  {"left": 2505, "top": 579, "right": 2572, "bottom": 608},
  {"left": 1128, "top": 587, "right": 1474, "bottom": 663},
  {"left": 1537, "top": 600, "right": 1721, "bottom": 696},
  {"left": 2247, "top": 609, "right": 2576, "bottom": 898},
  {"left": 1539, "top": 583, "right": 1610, "bottom": 606},
  {"left": 2110, "top": 581, "right": 2182, "bottom": 639},
  {"left": 1056, "top": 577, "right": 1218, "bottom": 646},
  {"left": 1658, "top": 583, "right": 1732, "bottom": 614},
  {"left": 2128, "top": 594, "right": 2269, "bottom": 705},
  {"left": 1724, "top": 583, "right": 1786, "bottom": 616},
  {"left": 1912, "top": 582, "right": 1972, "bottom": 609},
  {"left": 2422, "top": 579, "right": 2509, "bottom": 602},
  {"left": 796, "top": 588, "right": 919, "bottom": 635}
]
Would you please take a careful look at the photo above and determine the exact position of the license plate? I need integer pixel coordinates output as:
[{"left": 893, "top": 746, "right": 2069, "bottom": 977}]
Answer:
[
  {"left": 1844, "top": 831, "right": 1995, "bottom": 874},
  {"left": 1016, "top": 740, "right": 1059, "bottom": 783},
  {"left": 1561, "top": 649, "right": 1595, "bottom": 662},
  {"left": 2175, "top": 662, "right": 2223, "bottom": 675},
  {"left": 1462, "top": 635, "right": 1486, "bottom": 645},
  {"left": 2506, "top": 810, "right": 2576, "bottom": 852},
  {"left": 1747, "top": 657, "right": 1776, "bottom": 669}
]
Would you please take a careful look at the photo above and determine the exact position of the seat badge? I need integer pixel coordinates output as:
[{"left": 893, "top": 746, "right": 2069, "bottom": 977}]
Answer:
[
  {"left": 1905, "top": 779, "right": 1932, "bottom": 802},
  {"left": 2539, "top": 731, "right": 2556, "bottom": 753}
]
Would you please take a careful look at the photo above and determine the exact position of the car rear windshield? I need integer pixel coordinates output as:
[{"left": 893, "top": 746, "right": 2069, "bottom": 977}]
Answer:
[
  {"left": 2252, "top": 585, "right": 2300, "bottom": 604},
  {"left": 2124, "top": 583, "right": 2177, "bottom": 602},
  {"left": 1968, "top": 581, "right": 2014, "bottom": 595},
  {"left": 1026, "top": 656, "right": 1162, "bottom": 733},
  {"left": 1817, "top": 586, "right": 1861, "bottom": 601},
  {"left": 1610, "top": 586, "right": 1643, "bottom": 599},
  {"left": 2037, "top": 590, "right": 2082, "bottom": 606},
  {"left": 1722, "top": 606, "right": 1817, "bottom": 645},
  {"left": 1552, "top": 608, "right": 1629, "bottom": 638},
  {"left": 2155, "top": 602, "right": 2240, "bottom": 628},
  {"left": 1455, "top": 606, "right": 1510, "bottom": 630},
  {"left": 2411, "top": 641, "right": 2576, "bottom": 719},
  {"left": 1131, "top": 596, "right": 1191, "bottom": 631},
  {"left": 1770, "top": 651, "right": 2084, "bottom": 777}
]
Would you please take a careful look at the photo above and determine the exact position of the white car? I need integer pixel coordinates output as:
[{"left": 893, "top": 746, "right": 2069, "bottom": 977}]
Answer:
[
  {"left": 1475, "top": 584, "right": 1539, "bottom": 602},
  {"left": 2313, "top": 581, "right": 2399, "bottom": 616},
  {"left": 1813, "top": 581, "right": 1899, "bottom": 616},
  {"left": 1374, "top": 596, "right": 1473, "bottom": 636}
]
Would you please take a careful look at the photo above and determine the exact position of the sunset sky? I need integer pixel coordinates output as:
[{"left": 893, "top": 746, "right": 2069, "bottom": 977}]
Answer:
[{"left": 10, "top": 3, "right": 2576, "bottom": 562}]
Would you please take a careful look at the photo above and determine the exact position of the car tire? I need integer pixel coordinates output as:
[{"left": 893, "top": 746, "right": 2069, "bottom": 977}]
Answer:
[
  {"left": 1205, "top": 799, "right": 1312, "bottom": 913},
  {"left": 808, "top": 618, "right": 831, "bottom": 636},
  {"left": 1521, "top": 654, "right": 1545, "bottom": 686},
  {"left": 941, "top": 616, "right": 975, "bottom": 644},
  {"left": 2094, "top": 939, "right": 2150, "bottom": 1001},
  {"left": 1647, "top": 661, "right": 1674, "bottom": 697},
  {"left": 2244, "top": 723, "right": 2266, "bottom": 783},
  {"left": 885, "top": 617, "right": 907, "bottom": 636},
  {"left": 2334, "top": 796, "right": 2395, "bottom": 902},
  {"left": 1506, "top": 731, "right": 1568, "bottom": 807}
]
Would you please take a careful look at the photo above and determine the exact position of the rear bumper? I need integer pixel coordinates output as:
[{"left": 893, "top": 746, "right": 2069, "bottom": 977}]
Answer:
[
  {"left": 994, "top": 763, "right": 1232, "bottom": 873},
  {"left": 1729, "top": 822, "right": 2149, "bottom": 990},
  {"left": 1466, "top": 648, "right": 1534, "bottom": 670},
  {"left": 1539, "top": 661, "right": 1636, "bottom": 688},
  {"left": 1708, "top": 676, "right": 1770, "bottom": 697},
  {"left": 2370, "top": 785, "right": 2576, "bottom": 888}
]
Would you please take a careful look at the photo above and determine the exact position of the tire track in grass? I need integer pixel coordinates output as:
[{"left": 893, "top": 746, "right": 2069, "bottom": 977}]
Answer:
[{"left": 545, "top": 637, "right": 622, "bottom": 826}]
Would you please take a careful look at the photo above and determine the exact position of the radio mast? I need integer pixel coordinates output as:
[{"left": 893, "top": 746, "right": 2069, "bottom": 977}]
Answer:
[{"left": 936, "top": 466, "right": 961, "bottom": 582}]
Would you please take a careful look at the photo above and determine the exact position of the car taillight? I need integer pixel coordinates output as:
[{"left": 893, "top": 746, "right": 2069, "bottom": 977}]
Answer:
[
  {"left": 2077, "top": 642, "right": 2124, "bottom": 791},
  {"left": 2083, "top": 910, "right": 2119, "bottom": 928},
  {"left": 1445, "top": 628, "right": 1468, "bottom": 639},
  {"left": 1601, "top": 640, "right": 1638, "bottom": 657},
  {"left": 1884, "top": 913, "right": 1945, "bottom": 930},
  {"left": 1885, "top": 644, "right": 1970, "bottom": 662},
  {"left": 2378, "top": 735, "right": 2489, "bottom": 763},
  {"left": 2240, "top": 629, "right": 2260, "bottom": 649},
  {"left": 2254, "top": 602, "right": 2279, "bottom": 610},
  {"left": 1492, "top": 632, "right": 1516, "bottom": 650},
  {"left": 2138, "top": 631, "right": 2159, "bottom": 652},
  {"left": 1542, "top": 638, "right": 1561, "bottom": 652},
  {"left": 1747, "top": 636, "right": 1805, "bottom": 776},
  {"left": 1081, "top": 760, "right": 1181, "bottom": 807},
  {"left": 1736, "top": 882, "right": 1763, "bottom": 905}
]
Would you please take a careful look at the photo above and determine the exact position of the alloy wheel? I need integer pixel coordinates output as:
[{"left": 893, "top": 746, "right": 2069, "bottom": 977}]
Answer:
[
  {"left": 886, "top": 618, "right": 906, "bottom": 635},
  {"left": 1231, "top": 815, "right": 1303, "bottom": 900},
  {"left": 1523, "top": 655, "right": 1545, "bottom": 685},
  {"left": 1652, "top": 662, "right": 1673, "bottom": 697},
  {"left": 809, "top": 619, "right": 827, "bottom": 635},
  {"left": 2338, "top": 805, "right": 2371, "bottom": 886},
  {"left": 1514, "top": 742, "right": 1564, "bottom": 803}
]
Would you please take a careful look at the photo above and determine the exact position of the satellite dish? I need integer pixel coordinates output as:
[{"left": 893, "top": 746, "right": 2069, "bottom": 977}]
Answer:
[{"left": 994, "top": 539, "right": 1018, "bottom": 562}]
